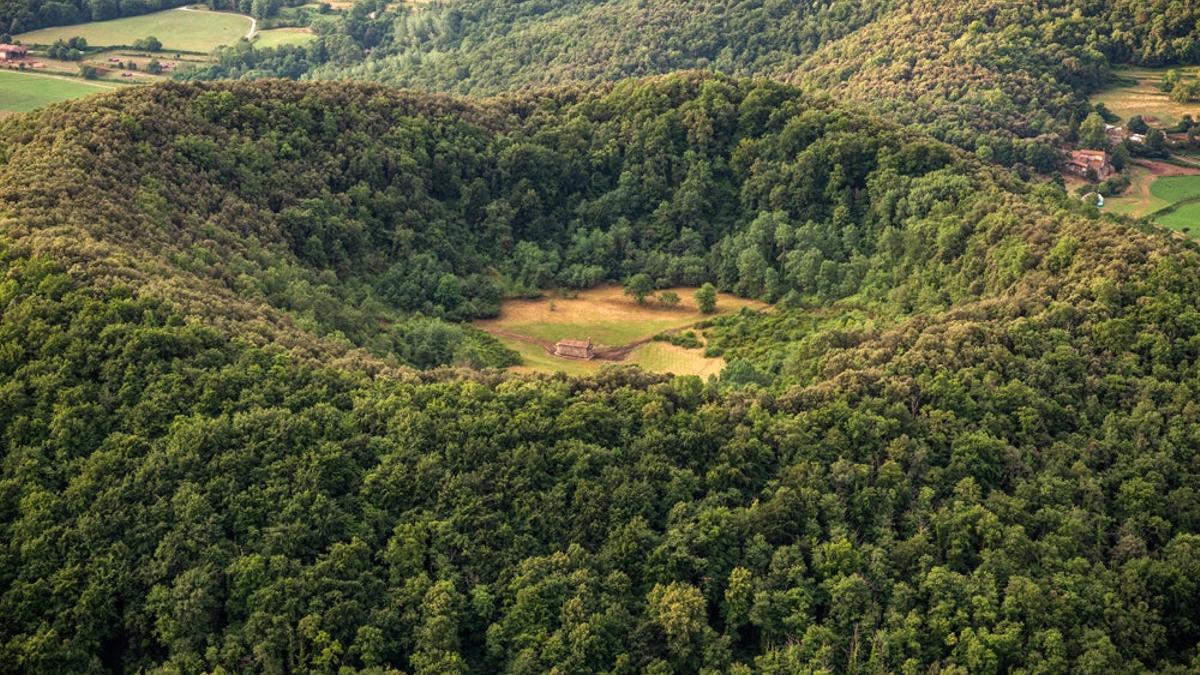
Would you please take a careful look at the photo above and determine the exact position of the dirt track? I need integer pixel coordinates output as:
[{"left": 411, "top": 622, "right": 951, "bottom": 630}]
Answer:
[
  {"left": 1132, "top": 159, "right": 1200, "bottom": 176},
  {"left": 480, "top": 327, "right": 681, "bottom": 362}
]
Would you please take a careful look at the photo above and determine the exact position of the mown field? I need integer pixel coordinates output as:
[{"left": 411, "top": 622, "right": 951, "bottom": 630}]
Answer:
[
  {"left": 1104, "top": 166, "right": 1171, "bottom": 217},
  {"left": 474, "top": 285, "right": 765, "bottom": 376},
  {"left": 0, "top": 69, "right": 116, "bottom": 113},
  {"left": 16, "top": 7, "right": 253, "bottom": 52},
  {"left": 1149, "top": 175, "right": 1200, "bottom": 235},
  {"left": 253, "top": 27, "right": 314, "bottom": 48},
  {"left": 1090, "top": 66, "right": 1200, "bottom": 126}
]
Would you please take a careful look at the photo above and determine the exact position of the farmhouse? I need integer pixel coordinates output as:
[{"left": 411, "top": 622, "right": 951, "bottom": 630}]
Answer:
[
  {"left": 1064, "top": 149, "right": 1115, "bottom": 180},
  {"left": 0, "top": 44, "right": 28, "bottom": 61},
  {"left": 554, "top": 338, "right": 595, "bottom": 360}
]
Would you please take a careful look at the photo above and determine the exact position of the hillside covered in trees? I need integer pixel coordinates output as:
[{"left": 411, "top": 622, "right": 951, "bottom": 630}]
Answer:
[
  {"left": 180, "top": 0, "right": 1200, "bottom": 152},
  {"left": 3, "top": 75, "right": 1200, "bottom": 672}
]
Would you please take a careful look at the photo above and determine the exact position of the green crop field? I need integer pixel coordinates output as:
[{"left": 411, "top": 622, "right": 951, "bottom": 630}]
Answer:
[
  {"left": 1147, "top": 175, "right": 1200, "bottom": 236},
  {"left": 253, "top": 27, "right": 315, "bottom": 48},
  {"left": 0, "top": 70, "right": 115, "bottom": 113},
  {"left": 16, "top": 8, "right": 253, "bottom": 53},
  {"left": 1103, "top": 166, "right": 1168, "bottom": 217},
  {"left": 1149, "top": 174, "right": 1200, "bottom": 203}
]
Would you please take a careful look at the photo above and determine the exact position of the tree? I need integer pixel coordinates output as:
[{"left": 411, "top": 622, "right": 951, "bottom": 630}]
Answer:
[
  {"left": 133, "top": 36, "right": 162, "bottom": 51},
  {"left": 78, "top": 64, "right": 98, "bottom": 79},
  {"left": 1078, "top": 112, "right": 1107, "bottom": 150},
  {"left": 624, "top": 273, "right": 653, "bottom": 305},
  {"left": 648, "top": 582, "right": 709, "bottom": 660},
  {"left": 658, "top": 291, "right": 680, "bottom": 308},
  {"left": 695, "top": 283, "right": 717, "bottom": 314},
  {"left": 1145, "top": 129, "right": 1168, "bottom": 158},
  {"left": 1128, "top": 115, "right": 1149, "bottom": 135},
  {"left": 1162, "top": 69, "right": 1182, "bottom": 93},
  {"left": 1171, "top": 80, "right": 1200, "bottom": 104},
  {"left": 147, "top": 58, "right": 163, "bottom": 74}
]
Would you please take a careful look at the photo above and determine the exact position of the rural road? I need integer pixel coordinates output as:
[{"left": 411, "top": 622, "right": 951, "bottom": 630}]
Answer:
[{"left": 177, "top": 6, "right": 256, "bottom": 39}]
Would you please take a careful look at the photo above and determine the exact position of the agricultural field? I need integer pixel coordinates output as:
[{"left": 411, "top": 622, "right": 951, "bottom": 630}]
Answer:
[
  {"left": 16, "top": 7, "right": 254, "bottom": 53},
  {"left": 1144, "top": 175, "right": 1200, "bottom": 236},
  {"left": 253, "top": 27, "right": 315, "bottom": 48},
  {"left": 1103, "top": 165, "right": 1170, "bottom": 217},
  {"left": 0, "top": 69, "right": 117, "bottom": 114},
  {"left": 1106, "top": 171, "right": 1200, "bottom": 237},
  {"left": 474, "top": 285, "right": 765, "bottom": 376},
  {"left": 1090, "top": 66, "right": 1200, "bottom": 127}
]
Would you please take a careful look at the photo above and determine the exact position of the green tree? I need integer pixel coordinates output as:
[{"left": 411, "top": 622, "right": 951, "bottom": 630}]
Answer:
[
  {"left": 695, "top": 282, "right": 717, "bottom": 314},
  {"left": 658, "top": 290, "right": 681, "bottom": 308},
  {"left": 1078, "top": 112, "right": 1107, "bottom": 149},
  {"left": 1171, "top": 80, "right": 1200, "bottom": 104},
  {"left": 624, "top": 273, "right": 654, "bottom": 305},
  {"left": 1162, "top": 69, "right": 1182, "bottom": 93},
  {"left": 133, "top": 36, "right": 162, "bottom": 51}
]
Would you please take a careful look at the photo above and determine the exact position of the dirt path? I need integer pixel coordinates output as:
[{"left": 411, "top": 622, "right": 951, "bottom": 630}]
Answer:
[
  {"left": 480, "top": 323, "right": 700, "bottom": 363},
  {"left": 1132, "top": 159, "right": 1200, "bottom": 176},
  {"left": 177, "top": 6, "right": 256, "bottom": 39}
]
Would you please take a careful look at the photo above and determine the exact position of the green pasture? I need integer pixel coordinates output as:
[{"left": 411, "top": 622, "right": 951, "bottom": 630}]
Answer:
[
  {"left": 17, "top": 8, "right": 253, "bottom": 53},
  {"left": 0, "top": 70, "right": 114, "bottom": 113},
  {"left": 253, "top": 28, "right": 315, "bottom": 48}
]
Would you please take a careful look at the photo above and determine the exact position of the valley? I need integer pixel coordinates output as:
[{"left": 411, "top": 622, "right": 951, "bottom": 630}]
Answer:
[
  {"left": 3, "top": 1, "right": 1200, "bottom": 673},
  {"left": 475, "top": 285, "right": 764, "bottom": 377}
]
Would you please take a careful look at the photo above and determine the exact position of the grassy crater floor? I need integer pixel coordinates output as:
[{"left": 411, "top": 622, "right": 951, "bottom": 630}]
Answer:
[
  {"left": 474, "top": 285, "right": 765, "bottom": 377},
  {"left": 16, "top": 7, "right": 253, "bottom": 53}
]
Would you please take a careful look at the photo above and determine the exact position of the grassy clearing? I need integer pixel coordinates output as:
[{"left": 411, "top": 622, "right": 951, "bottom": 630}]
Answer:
[
  {"left": 1104, "top": 166, "right": 1169, "bottom": 217},
  {"left": 1149, "top": 174, "right": 1200, "bottom": 203},
  {"left": 253, "top": 27, "right": 315, "bottom": 48},
  {"left": 1147, "top": 175, "right": 1200, "bottom": 236},
  {"left": 1090, "top": 66, "right": 1200, "bottom": 127},
  {"left": 16, "top": 7, "right": 252, "bottom": 53},
  {"left": 0, "top": 69, "right": 115, "bottom": 113},
  {"left": 475, "top": 285, "right": 765, "bottom": 376}
]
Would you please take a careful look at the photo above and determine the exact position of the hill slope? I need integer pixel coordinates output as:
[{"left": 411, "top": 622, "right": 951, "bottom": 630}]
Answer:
[
  {"left": 183, "top": 0, "right": 1200, "bottom": 151},
  {"left": 3, "top": 76, "right": 1200, "bottom": 672}
]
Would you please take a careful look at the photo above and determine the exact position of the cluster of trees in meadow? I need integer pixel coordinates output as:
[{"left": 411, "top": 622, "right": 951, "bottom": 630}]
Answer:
[{"left": 4, "top": 73, "right": 1200, "bottom": 672}]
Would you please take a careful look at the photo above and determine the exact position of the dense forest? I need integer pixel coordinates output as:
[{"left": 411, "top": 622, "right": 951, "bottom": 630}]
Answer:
[
  {"left": 179, "top": 0, "right": 1200, "bottom": 151},
  {"left": 3, "top": 74, "right": 1200, "bottom": 672}
]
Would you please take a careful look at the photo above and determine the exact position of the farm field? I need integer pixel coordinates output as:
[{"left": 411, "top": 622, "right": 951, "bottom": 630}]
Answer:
[
  {"left": 1103, "top": 165, "right": 1170, "bottom": 217},
  {"left": 1090, "top": 67, "right": 1200, "bottom": 127},
  {"left": 1090, "top": 66, "right": 1200, "bottom": 128},
  {"left": 253, "top": 27, "right": 314, "bottom": 48},
  {"left": 1146, "top": 175, "right": 1200, "bottom": 236},
  {"left": 474, "top": 285, "right": 765, "bottom": 376},
  {"left": 0, "top": 69, "right": 116, "bottom": 113},
  {"left": 16, "top": 7, "right": 253, "bottom": 53}
]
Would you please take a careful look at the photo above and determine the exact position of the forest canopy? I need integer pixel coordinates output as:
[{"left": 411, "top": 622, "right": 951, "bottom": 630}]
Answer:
[{"left": 2, "top": 74, "right": 1200, "bottom": 672}]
